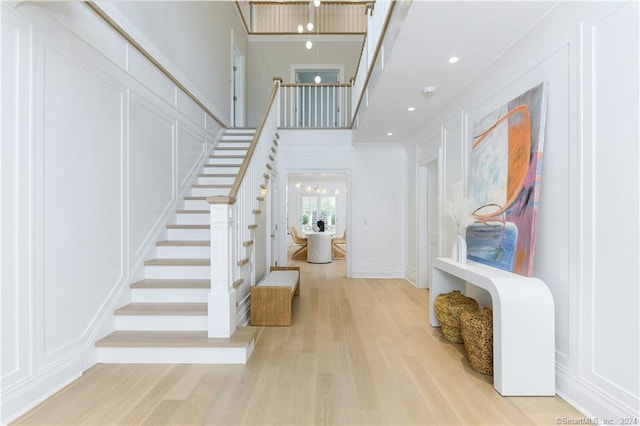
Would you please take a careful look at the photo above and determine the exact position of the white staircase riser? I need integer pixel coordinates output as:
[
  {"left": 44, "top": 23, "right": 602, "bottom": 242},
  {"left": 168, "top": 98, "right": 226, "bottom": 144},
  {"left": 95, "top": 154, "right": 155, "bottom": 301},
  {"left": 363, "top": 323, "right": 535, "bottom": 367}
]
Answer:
[
  {"left": 176, "top": 213, "right": 209, "bottom": 224},
  {"left": 197, "top": 176, "right": 236, "bottom": 185},
  {"left": 191, "top": 187, "right": 230, "bottom": 197},
  {"left": 215, "top": 141, "right": 252, "bottom": 149},
  {"left": 183, "top": 199, "right": 210, "bottom": 210},
  {"left": 96, "top": 345, "right": 253, "bottom": 364},
  {"left": 166, "top": 228, "right": 210, "bottom": 240},
  {"left": 206, "top": 157, "right": 243, "bottom": 166},
  {"left": 131, "top": 288, "right": 209, "bottom": 304},
  {"left": 212, "top": 149, "right": 247, "bottom": 156},
  {"left": 156, "top": 245, "right": 210, "bottom": 259},
  {"left": 144, "top": 265, "right": 210, "bottom": 279},
  {"left": 114, "top": 315, "right": 208, "bottom": 331},
  {"left": 223, "top": 141, "right": 253, "bottom": 147},
  {"left": 220, "top": 134, "right": 254, "bottom": 140},
  {"left": 203, "top": 166, "right": 241, "bottom": 175}
]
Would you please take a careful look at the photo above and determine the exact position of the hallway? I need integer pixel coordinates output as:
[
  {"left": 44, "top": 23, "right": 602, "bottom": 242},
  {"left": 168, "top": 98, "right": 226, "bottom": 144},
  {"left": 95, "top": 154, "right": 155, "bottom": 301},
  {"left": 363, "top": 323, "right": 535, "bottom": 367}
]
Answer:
[{"left": 14, "top": 258, "right": 581, "bottom": 425}]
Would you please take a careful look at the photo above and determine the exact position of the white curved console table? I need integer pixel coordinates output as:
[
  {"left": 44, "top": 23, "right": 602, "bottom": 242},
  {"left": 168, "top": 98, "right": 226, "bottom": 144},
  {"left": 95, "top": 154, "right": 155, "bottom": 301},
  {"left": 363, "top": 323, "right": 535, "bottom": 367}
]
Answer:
[{"left": 430, "top": 257, "right": 555, "bottom": 396}]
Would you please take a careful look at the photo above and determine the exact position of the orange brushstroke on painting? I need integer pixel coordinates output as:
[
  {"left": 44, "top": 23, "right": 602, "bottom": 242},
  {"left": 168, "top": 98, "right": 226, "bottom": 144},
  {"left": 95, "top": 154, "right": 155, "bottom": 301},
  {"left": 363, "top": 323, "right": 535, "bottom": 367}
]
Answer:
[{"left": 472, "top": 105, "right": 531, "bottom": 221}]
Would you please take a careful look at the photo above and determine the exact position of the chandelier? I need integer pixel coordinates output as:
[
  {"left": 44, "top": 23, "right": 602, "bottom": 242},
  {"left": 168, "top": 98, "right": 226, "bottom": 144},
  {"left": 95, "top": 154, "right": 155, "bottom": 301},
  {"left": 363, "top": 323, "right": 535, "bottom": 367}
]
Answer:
[{"left": 295, "top": 183, "right": 338, "bottom": 194}]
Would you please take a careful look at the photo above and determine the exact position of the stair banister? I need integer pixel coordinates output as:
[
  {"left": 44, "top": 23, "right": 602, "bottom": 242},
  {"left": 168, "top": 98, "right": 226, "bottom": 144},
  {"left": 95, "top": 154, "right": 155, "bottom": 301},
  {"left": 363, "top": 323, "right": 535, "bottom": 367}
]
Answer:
[
  {"left": 350, "top": 0, "right": 396, "bottom": 128},
  {"left": 206, "top": 78, "right": 281, "bottom": 338}
]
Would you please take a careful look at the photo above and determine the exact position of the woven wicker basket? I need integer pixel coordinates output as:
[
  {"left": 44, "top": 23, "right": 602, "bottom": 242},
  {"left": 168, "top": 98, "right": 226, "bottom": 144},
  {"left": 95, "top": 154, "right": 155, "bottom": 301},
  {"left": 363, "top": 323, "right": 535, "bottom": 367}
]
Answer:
[
  {"left": 460, "top": 308, "right": 493, "bottom": 375},
  {"left": 433, "top": 290, "right": 479, "bottom": 343}
]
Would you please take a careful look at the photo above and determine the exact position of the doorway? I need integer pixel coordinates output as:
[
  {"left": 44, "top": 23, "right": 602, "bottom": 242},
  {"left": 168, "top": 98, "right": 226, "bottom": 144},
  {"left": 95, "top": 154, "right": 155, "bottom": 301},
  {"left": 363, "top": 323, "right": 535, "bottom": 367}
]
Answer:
[
  {"left": 284, "top": 173, "right": 348, "bottom": 265},
  {"left": 417, "top": 154, "right": 441, "bottom": 289}
]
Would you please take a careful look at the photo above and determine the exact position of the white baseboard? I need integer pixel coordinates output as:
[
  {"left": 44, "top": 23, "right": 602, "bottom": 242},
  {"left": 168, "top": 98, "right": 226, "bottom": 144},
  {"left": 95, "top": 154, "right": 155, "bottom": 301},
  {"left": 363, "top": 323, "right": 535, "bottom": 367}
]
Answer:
[
  {"left": 1, "top": 353, "right": 84, "bottom": 424},
  {"left": 351, "top": 263, "right": 405, "bottom": 278},
  {"left": 556, "top": 364, "right": 640, "bottom": 422}
]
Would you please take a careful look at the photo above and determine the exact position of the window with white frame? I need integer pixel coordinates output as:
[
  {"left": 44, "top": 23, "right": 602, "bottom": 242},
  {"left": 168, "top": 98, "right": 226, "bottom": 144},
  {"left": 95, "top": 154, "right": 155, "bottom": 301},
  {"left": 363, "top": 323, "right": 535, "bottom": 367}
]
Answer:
[{"left": 299, "top": 194, "right": 336, "bottom": 234}]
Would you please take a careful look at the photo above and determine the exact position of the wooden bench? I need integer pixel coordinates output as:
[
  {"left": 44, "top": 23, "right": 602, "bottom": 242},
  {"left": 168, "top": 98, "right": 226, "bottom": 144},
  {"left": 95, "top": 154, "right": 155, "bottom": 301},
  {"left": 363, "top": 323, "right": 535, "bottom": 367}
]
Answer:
[{"left": 250, "top": 266, "right": 300, "bottom": 326}]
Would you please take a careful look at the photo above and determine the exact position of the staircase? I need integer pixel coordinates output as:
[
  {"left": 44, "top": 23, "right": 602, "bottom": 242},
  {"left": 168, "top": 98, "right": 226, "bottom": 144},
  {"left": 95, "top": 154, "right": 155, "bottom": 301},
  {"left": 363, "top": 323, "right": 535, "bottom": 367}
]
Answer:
[{"left": 96, "top": 128, "right": 259, "bottom": 364}]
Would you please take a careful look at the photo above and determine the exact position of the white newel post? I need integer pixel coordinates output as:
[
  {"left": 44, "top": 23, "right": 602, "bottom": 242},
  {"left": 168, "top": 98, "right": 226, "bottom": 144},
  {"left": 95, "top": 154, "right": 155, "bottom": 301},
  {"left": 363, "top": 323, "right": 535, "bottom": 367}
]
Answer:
[{"left": 207, "top": 196, "right": 237, "bottom": 338}]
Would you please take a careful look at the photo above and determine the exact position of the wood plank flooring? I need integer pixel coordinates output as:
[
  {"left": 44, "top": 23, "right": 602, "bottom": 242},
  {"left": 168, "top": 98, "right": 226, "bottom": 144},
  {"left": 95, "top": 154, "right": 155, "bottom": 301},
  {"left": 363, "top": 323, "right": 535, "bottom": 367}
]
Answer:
[{"left": 13, "top": 256, "right": 583, "bottom": 425}]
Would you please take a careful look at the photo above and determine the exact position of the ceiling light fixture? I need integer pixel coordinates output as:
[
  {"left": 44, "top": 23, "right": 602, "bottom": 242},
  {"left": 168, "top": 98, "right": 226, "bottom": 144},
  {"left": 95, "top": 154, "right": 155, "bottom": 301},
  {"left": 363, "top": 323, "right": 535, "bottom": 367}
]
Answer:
[
  {"left": 305, "top": 40, "right": 313, "bottom": 50},
  {"left": 423, "top": 86, "right": 436, "bottom": 96},
  {"left": 448, "top": 56, "right": 460, "bottom": 63},
  {"left": 314, "top": 75, "right": 322, "bottom": 84},
  {"left": 297, "top": 24, "right": 304, "bottom": 33},
  {"left": 313, "top": 0, "right": 321, "bottom": 7},
  {"left": 296, "top": 183, "right": 338, "bottom": 194},
  {"left": 387, "top": 132, "right": 393, "bottom": 136},
  {"left": 307, "top": 22, "right": 314, "bottom": 31},
  {"left": 407, "top": 107, "right": 416, "bottom": 112}
]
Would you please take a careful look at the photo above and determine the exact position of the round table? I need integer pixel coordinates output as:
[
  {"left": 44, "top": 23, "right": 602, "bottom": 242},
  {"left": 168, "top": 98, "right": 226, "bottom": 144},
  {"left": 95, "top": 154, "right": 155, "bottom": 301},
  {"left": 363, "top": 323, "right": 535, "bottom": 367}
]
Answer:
[{"left": 306, "top": 232, "right": 332, "bottom": 263}]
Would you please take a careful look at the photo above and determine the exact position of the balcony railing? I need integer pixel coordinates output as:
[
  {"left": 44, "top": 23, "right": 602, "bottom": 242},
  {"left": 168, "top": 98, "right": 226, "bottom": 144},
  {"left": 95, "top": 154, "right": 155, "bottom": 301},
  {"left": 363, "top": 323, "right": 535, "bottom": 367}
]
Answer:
[
  {"left": 239, "top": 1, "right": 370, "bottom": 34},
  {"left": 279, "top": 83, "right": 352, "bottom": 128}
]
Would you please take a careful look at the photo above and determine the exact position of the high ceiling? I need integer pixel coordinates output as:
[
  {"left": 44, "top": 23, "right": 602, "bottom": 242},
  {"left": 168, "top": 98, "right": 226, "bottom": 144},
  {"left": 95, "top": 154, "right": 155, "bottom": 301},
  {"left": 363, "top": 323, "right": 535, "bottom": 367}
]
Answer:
[{"left": 353, "top": 1, "right": 557, "bottom": 144}]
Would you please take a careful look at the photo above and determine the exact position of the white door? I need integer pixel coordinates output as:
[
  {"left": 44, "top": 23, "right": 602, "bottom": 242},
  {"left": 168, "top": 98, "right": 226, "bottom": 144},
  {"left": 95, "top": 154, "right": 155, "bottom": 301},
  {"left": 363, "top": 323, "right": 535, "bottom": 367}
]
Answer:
[
  {"left": 232, "top": 48, "right": 245, "bottom": 127},
  {"left": 426, "top": 159, "right": 439, "bottom": 289}
]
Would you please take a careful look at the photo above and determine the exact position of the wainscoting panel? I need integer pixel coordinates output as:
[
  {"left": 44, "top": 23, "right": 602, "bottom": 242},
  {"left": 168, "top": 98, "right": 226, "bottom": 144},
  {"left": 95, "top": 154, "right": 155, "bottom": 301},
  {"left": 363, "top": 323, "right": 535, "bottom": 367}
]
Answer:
[
  {"left": 442, "top": 111, "right": 465, "bottom": 256},
  {"left": 580, "top": 2, "right": 640, "bottom": 416},
  {"left": 463, "top": 35, "right": 576, "bottom": 364},
  {"left": 39, "top": 39, "right": 126, "bottom": 362},
  {"left": 131, "top": 95, "right": 176, "bottom": 257},
  {"left": 1, "top": 9, "right": 33, "bottom": 391},
  {"left": 177, "top": 124, "right": 206, "bottom": 190},
  {"left": 127, "top": 46, "right": 175, "bottom": 108},
  {"left": 177, "top": 90, "right": 206, "bottom": 129}
]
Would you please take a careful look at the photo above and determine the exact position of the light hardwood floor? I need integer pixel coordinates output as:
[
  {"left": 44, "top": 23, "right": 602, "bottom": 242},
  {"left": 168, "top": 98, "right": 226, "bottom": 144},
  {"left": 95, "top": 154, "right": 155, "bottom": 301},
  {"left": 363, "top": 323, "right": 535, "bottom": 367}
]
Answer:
[{"left": 14, "top": 255, "right": 582, "bottom": 425}]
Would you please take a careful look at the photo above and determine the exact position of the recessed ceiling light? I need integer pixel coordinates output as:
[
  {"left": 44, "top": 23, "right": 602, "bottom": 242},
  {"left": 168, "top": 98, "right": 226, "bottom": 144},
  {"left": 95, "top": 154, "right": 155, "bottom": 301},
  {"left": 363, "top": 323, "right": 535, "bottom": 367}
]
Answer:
[
  {"left": 448, "top": 56, "right": 459, "bottom": 63},
  {"left": 407, "top": 107, "right": 416, "bottom": 112},
  {"left": 305, "top": 41, "right": 313, "bottom": 49},
  {"left": 387, "top": 132, "right": 393, "bottom": 136},
  {"left": 297, "top": 25, "right": 304, "bottom": 33}
]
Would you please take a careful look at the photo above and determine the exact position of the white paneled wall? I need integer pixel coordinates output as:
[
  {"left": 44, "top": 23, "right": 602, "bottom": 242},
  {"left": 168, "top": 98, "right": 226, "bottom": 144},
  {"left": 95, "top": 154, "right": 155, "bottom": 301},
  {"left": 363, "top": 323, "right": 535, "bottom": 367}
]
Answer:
[
  {"left": 0, "top": 2, "right": 226, "bottom": 422},
  {"left": 407, "top": 2, "right": 639, "bottom": 421}
]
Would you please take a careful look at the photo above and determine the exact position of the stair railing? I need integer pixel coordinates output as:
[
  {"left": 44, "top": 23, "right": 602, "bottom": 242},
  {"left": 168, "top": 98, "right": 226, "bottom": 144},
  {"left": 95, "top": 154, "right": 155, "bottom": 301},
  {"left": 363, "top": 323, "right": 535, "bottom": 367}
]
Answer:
[
  {"left": 207, "top": 78, "right": 281, "bottom": 338},
  {"left": 279, "top": 82, "right": 352, "bottom": 128},
  {"left": 350, "top": 0, "right": 396, "bottom": 128}
]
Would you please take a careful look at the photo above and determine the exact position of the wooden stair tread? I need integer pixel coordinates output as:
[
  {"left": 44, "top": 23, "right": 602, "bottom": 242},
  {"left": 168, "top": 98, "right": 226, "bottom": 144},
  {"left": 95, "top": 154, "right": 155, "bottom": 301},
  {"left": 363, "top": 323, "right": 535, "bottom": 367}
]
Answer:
[
  {"left": 183, "top": 196, "right": 208, "bottom": 200},
  {"left": 130, "top": 279, "right": 210, "bottom": 289},
  {"left": 96, "top": 328, "right": 256, "bottom": 348},
  {"left": 144, "top": 258, "right": 210, "bottom": 266},
  {"left": 166, "top": 224, "right": 210, "bottom": 229},
  {"left": 156, "top": 240, "right": 210, "bottom": 246},
  {"left": 114, "top": 303, "right": 207, "bottom": 316},
  {"left": 176, "top": 209, "right": 208, "bottom": 214}
]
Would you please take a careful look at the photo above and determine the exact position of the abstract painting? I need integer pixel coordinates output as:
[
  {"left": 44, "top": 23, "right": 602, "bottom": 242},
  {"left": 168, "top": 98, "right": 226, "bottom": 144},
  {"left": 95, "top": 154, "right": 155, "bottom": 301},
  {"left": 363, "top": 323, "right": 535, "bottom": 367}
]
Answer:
[{"left": 466, "top": 82, "right": 548, "bottom": 276}]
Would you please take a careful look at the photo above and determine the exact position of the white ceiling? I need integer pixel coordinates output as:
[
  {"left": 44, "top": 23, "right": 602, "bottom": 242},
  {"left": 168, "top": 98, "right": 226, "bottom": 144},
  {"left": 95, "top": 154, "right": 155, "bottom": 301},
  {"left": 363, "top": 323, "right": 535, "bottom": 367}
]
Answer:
[{"left": 353, "top": 1, "right": 557, "bottom": 144}]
